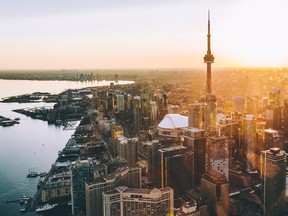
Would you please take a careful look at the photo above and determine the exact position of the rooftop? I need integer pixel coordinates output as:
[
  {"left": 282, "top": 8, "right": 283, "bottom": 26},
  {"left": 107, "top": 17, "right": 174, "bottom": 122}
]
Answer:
[{"left": 158, "top": 114, "right": 188, "bottom": 129}]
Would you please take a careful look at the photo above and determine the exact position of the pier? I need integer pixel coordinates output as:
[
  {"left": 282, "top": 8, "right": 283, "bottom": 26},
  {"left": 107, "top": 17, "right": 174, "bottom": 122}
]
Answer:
[{"left": 0, "top": 115, "right": 19, "bottom": 127}]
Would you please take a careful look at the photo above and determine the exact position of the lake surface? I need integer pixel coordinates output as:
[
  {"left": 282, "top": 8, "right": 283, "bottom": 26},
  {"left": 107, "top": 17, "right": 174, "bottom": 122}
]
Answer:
[{"left": 0, "top": 79, "right": 133, "bottom": 216}]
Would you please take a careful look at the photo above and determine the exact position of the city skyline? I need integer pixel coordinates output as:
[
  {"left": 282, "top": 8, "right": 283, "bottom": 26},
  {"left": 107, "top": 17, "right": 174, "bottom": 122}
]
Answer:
[{"left": 0, "top": 0, "right": 288, "bottom": 69}]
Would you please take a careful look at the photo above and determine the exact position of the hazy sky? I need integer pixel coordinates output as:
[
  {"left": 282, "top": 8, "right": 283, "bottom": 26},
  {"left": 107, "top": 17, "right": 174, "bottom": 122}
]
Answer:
[{"left": 0, "top": 0, "right": 287, "bottom": 69}]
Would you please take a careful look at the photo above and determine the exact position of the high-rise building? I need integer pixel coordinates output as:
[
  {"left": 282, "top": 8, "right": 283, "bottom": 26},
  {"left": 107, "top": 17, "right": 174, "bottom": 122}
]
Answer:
[
  {"left": 85, "top": 167, "right": 141, "bottom": 216},
  {"left": 146, "top": 140, "right": 160, "bottom": 183},
  {"left": 201, "top": 170, "right": 229, "bottom": 216},
  {"left": 181, "top": 127, "right": 206, "bottom": 187},
  {"left": 116, "top": 94, "right": 125, "bottom": 111},
  {"left": 158, "top": 146, "right": 194, "bottom": 194},
  {"left": 133, "top": 96, "right": 141, "bottom": 131},
  {"left": 188, "top": 103, "right": 203, "bottom": 129},
  {"left": 117, "top": 137, "right": 138, "bottom": 167},
  {"left": 111, "top": 124, "right": 124, "bottom": 150},
  {"left": 103, "top": 186, "right": 174, "bottom": 216},
  {"left": 71, "top": 160, "right": 94, "bottom": 216},
  {"left": 265, "top": 105, "right": 282, "bottom": 130},
  {"left": 243, "top": 114, "right": 257, "bottom": 171},
  {"left": 232, "top": 96, "right": 245, "bottom": 114},
  {"left": 149, "top": 101, "right": 157, "bottom": 126},
  {"left": 260, "top": 148, "right": 286, "bottom": 216},
  {"left": 206, "top": 135, "right": 229, "bottom": 179}
]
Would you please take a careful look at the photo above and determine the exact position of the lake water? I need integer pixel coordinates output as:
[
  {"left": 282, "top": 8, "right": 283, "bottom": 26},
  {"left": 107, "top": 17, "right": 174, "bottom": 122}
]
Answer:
[{"left": 0, "top": 79, "right": 133, "bottom": 216}]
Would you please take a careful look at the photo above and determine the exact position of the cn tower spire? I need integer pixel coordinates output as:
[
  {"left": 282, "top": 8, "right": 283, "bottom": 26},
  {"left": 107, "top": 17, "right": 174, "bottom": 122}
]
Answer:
[{"left": 204, "top": 10, "right": 214, "bottom": 94}]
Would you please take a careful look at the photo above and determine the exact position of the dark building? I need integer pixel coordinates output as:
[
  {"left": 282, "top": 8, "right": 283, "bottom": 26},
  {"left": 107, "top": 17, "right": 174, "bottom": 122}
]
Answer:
[
  {"left": 158, "top": 146, "right": 194, "bottom": 194},
  {"left": 71, "top": 160, "right": 94, "bottom": 216},
  {"left": 181, "top": 127, "right": 206, "bottom": 187},
  {"left": 146, "top": 140, "right": 160, "bottom": 183},
  {"left": 260, "top": 148, "right": 286, "bottom": 216}
]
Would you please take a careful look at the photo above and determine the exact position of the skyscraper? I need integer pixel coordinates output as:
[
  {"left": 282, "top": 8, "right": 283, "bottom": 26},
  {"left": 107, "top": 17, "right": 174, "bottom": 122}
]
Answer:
[
  {"left": 146, "top": 140, "right": 160, "bottom": 183},
  {"left": 188, "top": 103, "right": 203, "bottom": 129},
  {"left": 71, "top": 160, "right": 94, "bottom": 216},
  {"left": 158, "top": 146, "right": 194, "bottom": 194},
  {"left": 260, "top": 147, "right": 286, "bottom": 216}
]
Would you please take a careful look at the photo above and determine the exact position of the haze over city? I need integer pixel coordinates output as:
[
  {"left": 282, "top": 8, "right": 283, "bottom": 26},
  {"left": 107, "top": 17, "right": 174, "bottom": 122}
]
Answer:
[{"left": 0, "top": 0, "right": 287, "bottom": 69}]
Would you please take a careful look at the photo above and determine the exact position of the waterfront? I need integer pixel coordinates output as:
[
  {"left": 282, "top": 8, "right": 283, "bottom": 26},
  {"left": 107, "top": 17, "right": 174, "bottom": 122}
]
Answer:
[{"left": 0, "top": 79, "right": 133, "bottom": 216}]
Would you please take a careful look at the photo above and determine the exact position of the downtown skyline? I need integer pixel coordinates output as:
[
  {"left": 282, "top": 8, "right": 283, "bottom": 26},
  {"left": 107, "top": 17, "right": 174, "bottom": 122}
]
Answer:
[{"left": 0, "top": 0, "right": 288, "bottom": 69}]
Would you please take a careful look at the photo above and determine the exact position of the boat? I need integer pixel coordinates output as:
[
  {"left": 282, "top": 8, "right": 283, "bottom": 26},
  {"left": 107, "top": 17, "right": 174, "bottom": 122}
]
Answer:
[
  {"left": 35, "top": 203, "right": 58, "bottom": 213},
  {"left": 27, "top": 171, "right": 38, "bottom": 178},
  {"left": 20, "top": 208, "right": 26, "bottom": 213},
  {"left": 39, "top": 172, "right": 47, "bottom": 177},
  {"left": 19, "top": 195, "right": 31, "bottom": 204}
]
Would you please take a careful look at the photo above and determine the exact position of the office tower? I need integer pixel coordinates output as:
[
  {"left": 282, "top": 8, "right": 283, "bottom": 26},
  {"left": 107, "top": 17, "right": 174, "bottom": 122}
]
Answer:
[
  {"left": 266, "top": 105, "right": 282, "bottom": 130},
  {"left": 149, "top": 101, "right": 157, "bottom": 126},
  {"left": 181, "top": 127, "right": 206, "bottom": 187},
  {"left": 243, "top": 114, "right": 257, "bottom": 171},
  {"left": 124, "top": 93, "right": 132, "bottom": 110},
  {"left": 111, "top": 124, "right": 124, "bottom": 150},
  {"left": 232, "top": 96, "right": 245, "bottom": 114},
  {"left": 260, "top": 148, "right": 286, "bottom": 216},
  {"left": 263, "top": 129, "right": 285, "bottom": 150},
  {"left": 117, "top": 137, "right": 138, "bottom": 167},
  {"left": 188, "top": 103, "right": 203, "bottom": 129},
  {"left": 71, "top": 160, "right": 94, "bottom": 216},
  {"left": 103, "top": 186, "right": 174, "bottom": 216},
  {"left": 284, "top": 98, "right": 288, "bottom": 136},
  {"left": 133, "top": 96, "right": 141, "bottom": 130},
  {"left": 107, "top": 95, "right": 114, "bottom": 110},
  {"left": 206, "top": 135, "right": 229, "bottom": 179},
  {"left": 146, "top": 140, "right": 160, "bottom": 183},
  {"left": 85, "top": 167, "right": 141, "bottom": 216},
  {"left": 158, "top": 146, "right": 194, "bottom": 194},
  {"left": 201, "top": 170, "right": 229, "bottom": 216},
  {"left": 116, "top": 94, "right": 125, "bottom": 111}
]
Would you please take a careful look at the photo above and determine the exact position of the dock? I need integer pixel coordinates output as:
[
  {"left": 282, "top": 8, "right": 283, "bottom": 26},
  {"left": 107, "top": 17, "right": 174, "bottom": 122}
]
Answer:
[{"left": 0, "top": 115, "right": 19, "bottom": 127}]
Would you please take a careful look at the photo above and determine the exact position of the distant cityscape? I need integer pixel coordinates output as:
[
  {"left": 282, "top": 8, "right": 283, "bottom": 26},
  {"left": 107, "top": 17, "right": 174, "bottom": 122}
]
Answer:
[{"left": 1, "top": 13, "right": 288, "bottom": 216}]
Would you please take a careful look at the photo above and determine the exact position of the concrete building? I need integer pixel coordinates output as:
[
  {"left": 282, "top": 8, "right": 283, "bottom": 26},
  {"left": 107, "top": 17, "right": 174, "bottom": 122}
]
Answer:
[
  {"left": 146, "top": 140, "right": 160, "bottom": 183},
  {"left": 133, "top": 96, "right": 141, "bottom": 131},
  {"left": 206, "top": 135, "right": 229, "bottom": 179},
  {"left": 117, "top": 137, "right": 138, "bottom": 167},
  {"left": 111, "top": 124, "right": 124, "bottom": 150},
  {"left": 243, "top": 114, "right": 257, "bottom": 171},
  {"left": 158, "top": 146, "right": 194, "bottom": 194},
  {"left": 232, "top": 96, "right": 245, "bottom": 114},
  {"left": 71, "top": 160, "right": 94, "bottom": 216},
  {"left": 85, "top": 167, "right": 141, "bottom": 216},
  {"left": 201, "top": 170, "right": 229, "bottom": 216},
  {"left": 103, "top": 186, "right": 174, "bottom": 216},
  {"left": 188, "top": 103, "right": 203, "bottom": 129},
  {"left": 41, "top": 172, "right": 71, "bottom": 203},
  {"left": 181, "top": 127, "right": 206, "bottom": 187},
  {"left": 176, "top": 201, "right": 200, "bottom": 216},
  {"left": 260, "top": 148, "right": 286, "bottom": 216},
  {"left": 149, "top": 101, "right": 157, "bottom": 126},
  {"left": 116, "top": 94, "right": 125, "bottom": 111}
]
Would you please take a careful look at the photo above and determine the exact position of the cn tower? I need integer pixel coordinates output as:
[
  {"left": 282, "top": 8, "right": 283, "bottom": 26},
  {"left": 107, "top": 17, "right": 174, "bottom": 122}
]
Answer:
[{"left": 204, "top": 10, "right": 214, "bottom": 94}]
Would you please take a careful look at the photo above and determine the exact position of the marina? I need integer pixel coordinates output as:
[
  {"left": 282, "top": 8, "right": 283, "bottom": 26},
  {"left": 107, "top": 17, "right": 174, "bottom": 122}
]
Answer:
[{"left": 0, "top": 115, "right": 20, "bottom": 127}]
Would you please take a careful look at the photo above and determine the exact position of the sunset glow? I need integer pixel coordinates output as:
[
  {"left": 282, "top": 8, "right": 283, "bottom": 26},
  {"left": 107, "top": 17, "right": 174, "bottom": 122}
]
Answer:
[{"left": 0, "top": 0, "right": 287, "bottom": 69}]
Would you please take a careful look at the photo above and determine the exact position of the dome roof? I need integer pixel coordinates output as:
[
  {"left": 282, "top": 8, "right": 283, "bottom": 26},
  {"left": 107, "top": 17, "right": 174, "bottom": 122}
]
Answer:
[{"left": 158, "top": 114, "right": 188, "bottom": 129}]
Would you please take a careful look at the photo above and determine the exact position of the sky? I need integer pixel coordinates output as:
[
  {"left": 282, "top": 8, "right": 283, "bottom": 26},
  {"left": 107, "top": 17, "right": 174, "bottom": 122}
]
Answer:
[{"left": 0, "top": 0, "right": 287, "bottom": 69}]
